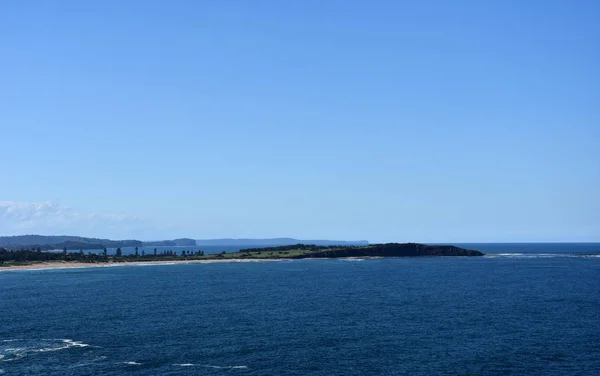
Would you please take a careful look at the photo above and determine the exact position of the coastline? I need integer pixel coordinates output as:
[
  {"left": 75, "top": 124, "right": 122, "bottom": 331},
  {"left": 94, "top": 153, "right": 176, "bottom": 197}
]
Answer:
[
  {"left": 0, "top": 256, "right": 389, "bottom": 272},
  {"left": 0, "top": 244, "right": 483, "bottom": 271},
  {"left": 0, "top": 258, "right": 285, "bottom": 272}
]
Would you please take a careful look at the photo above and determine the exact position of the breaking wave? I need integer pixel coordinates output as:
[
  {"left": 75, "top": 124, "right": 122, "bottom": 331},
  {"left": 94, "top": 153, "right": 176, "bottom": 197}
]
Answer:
[
  {"left": 173, "top": 363, "right": 248, "bottom": 369},
  {"left": 0, "top": 339, "right": 92, "bottom": 362},
  {"left": 204, "top": 365, "right": 248, "bottom": 369}
]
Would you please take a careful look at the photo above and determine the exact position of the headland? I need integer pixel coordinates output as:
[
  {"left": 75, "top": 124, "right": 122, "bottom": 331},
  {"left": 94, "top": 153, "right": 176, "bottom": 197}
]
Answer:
[{"left": 0, "top": 243, "right": 483, "bottom": 270}]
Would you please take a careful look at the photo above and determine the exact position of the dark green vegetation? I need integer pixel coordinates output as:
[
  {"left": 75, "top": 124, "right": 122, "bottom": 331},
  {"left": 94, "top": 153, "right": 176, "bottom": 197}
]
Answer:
[
  {"left": 0, "top": 246, "right": 205, "bottom": 267},
  {"left": 0, "top": 243, "right": 483, "bottom": 267},
  {"left": 233, "top": 243, "right": 484, "bottom": 258}
]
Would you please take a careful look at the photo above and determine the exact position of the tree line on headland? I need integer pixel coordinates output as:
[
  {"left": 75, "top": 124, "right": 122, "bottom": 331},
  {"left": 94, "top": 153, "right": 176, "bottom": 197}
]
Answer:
[
  {"left": 1, "top": 243, "right": 483, "bottom": 266},
  {"left": 0, "top": 246, "right": 204, "bottom": 264}
]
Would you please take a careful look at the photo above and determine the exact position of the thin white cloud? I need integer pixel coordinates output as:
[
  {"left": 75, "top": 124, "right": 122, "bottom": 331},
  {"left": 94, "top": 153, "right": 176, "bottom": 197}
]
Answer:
[{"left": 0, "top": 201, "right": 152, "bottom": 238}]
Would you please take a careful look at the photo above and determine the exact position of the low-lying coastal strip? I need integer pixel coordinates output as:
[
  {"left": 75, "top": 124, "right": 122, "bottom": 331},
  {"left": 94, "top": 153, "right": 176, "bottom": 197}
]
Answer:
[
  {"left": 0, "top": 243, "right": 484, "bottom": 271},
  {"left": 0, "top": 258, "right": 285, "bottom": 271}
]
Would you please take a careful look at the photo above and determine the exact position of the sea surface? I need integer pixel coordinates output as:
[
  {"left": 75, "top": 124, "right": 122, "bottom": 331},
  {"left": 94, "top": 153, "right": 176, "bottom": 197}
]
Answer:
[{"left": 1, "top": 243, "right": 599, "bottom": 375}]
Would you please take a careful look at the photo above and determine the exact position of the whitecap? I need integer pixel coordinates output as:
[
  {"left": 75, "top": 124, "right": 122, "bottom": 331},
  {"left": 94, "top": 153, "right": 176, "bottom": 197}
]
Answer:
[
  {"left": 203, "top": 365, "right": 248, "bottom": 369},
  {"left": 122, "top": 361, "right": 142, "bottom": 365},
  {"left": 1, "top": 338, "right": 93, "bottom": 361},
  {"left": 61, "top": 339, "right": 90, "bottom": 348},
  {"left": 0, "top": 348, "right": 26, "bottom": 362},
  {"left": 36, "top": 345, "right": 70, "bottom": 352},
  {"left": 35, "top": 339, "right": 91, "bottom": 352},
  {"left": 174, "top": 363, "right": 196, "bottom": 366}
]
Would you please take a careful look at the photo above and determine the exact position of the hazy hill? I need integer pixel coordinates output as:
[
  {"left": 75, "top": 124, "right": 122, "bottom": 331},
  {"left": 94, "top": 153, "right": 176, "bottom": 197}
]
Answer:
[
  {"left": 143, "top": 238, "right": 196, "bottom": 246},
  {"left": 0, "top": 235, "right": 193, "bottom": 250},
  {"left": 195, "top": 238, "right": 369, "bottom": 246},
  {"left": 0, "top": 235, "right": 142, "bottom": 249},
  {"left": 0, "top": 235, "right": 369, "bottom": 250}
]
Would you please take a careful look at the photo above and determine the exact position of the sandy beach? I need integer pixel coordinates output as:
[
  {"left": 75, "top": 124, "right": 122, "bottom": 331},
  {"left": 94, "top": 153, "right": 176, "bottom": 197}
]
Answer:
[
  {"left": 0, "top": 258, "right": 285, "bottom": 272},
  {"left": 0, "top": 257, "right": 381, "bottom": 272}
]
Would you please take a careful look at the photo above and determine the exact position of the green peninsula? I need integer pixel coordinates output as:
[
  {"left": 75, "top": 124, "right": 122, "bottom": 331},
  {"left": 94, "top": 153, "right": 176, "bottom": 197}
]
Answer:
[
  {"left": 218, "top": 243, "right": 483, "bottom": 259},
  {"left": 1, "top": 243, "right": 483, "bottom": 268}
]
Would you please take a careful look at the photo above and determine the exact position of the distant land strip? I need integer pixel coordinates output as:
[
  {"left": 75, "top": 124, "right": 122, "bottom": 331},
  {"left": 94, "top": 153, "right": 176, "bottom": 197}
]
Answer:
[
  {"left": 0, "top": 243, "right": 483, "bottom": 268},
  {"left": 0, "top": 235, "right": 367, "bottom": 250}
]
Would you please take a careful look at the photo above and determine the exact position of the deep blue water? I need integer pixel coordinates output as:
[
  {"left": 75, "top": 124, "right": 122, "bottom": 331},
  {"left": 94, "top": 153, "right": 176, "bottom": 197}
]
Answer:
[{"left": 1, "top": 244, "right": 599, "bottom": 375}]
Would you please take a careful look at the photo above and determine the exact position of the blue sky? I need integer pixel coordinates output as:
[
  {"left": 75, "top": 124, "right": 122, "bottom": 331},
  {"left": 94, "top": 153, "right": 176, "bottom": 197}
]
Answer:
[{"left": 1, "top": 0, "right": 598, "bottom": 242}]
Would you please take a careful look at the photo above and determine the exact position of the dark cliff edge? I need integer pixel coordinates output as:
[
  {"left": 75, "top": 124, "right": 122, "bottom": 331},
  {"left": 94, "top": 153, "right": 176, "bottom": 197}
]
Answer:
[{"left": 291, "top": 243, "right": 484, "bottom": 258}]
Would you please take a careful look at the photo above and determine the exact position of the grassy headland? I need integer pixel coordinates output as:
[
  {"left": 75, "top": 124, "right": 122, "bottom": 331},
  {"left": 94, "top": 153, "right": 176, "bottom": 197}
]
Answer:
[{"left": 0, "top": 243, "right": 483, "bottom": 268}]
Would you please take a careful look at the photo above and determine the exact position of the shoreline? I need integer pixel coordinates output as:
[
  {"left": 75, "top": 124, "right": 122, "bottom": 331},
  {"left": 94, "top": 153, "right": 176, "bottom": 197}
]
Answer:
[
  {"left": 1, "top": 244, "right": 484, "bottom": 270},
  {"left": 0, "top": 256, "right": 387, "bottom": 272},
  {"left": 0, "top": 258, "right": 287, "bottom": 271}
]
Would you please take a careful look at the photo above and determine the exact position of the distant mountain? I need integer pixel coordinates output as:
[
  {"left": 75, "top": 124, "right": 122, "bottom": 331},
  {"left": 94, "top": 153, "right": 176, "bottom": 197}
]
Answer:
[
  {"left": 0, "top": 235, "right": 195, "bottom": 250},
  {"left": 0, "top": 235, "right": 368, "bottom": 251},
  {"left": 143, "top": 238, "right": 196, "bottom": 247},
  {"left": 195, "top": 238, "right": 369, "bottom": 247},
  {"left": 0, "top": 235, "right": 142, "bottom": 250}
]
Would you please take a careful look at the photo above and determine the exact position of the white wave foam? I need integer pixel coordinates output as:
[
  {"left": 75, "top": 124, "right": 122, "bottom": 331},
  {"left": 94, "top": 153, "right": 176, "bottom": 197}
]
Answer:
[
  {"left": 0, "top": 349, "right": 25, "bottom": 362},
  {"left": 37, "top": 345, "right": 70, "bottom": 352},
  {"left": 36, "top": 339, "right": 90, "bottom": 352},
  {"left": 0, "top": 338, "right": 92, "bottom": 361},
  {"left": 62, "top": 339, "right": 90, "bottom": 348},
  {"left": 203, "top": 365, "right": 248, "bottom": 369},
  {"left": 122, "top": 361, "right": 141, "bottom": 365},
  {"left": 175, "top": 364, "right": 248, "bottom": 369}
]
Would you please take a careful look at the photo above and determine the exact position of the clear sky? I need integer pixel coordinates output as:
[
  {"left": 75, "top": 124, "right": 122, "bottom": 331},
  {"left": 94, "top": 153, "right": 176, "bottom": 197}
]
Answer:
[{"left": 1, "top": 0, "right": 598, "bottom": 242}]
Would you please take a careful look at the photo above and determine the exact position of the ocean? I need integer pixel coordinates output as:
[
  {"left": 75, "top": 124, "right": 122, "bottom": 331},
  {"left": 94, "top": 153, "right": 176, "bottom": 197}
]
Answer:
[{"left": 1, "top": 243, "right": 599, "bottom": 375}]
